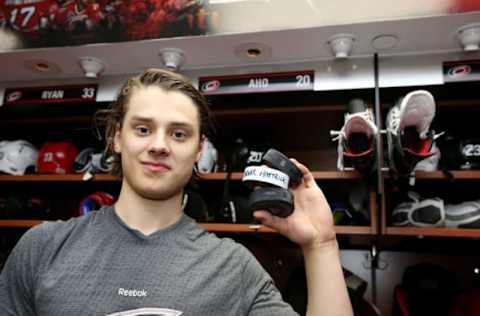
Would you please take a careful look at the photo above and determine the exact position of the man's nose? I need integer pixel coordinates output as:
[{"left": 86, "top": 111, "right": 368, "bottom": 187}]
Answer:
[{"left": 148, "top": 131, "right": 170, "bottom": 155}]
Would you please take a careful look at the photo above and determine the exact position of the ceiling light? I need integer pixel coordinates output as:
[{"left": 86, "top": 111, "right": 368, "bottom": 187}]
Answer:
[
  {"left": 79, "top": 57, "right": 105, "bottom": 78},
  {"left": 372, "top": 34, "right": 399, "bottom": 50},
  {"left": 234, "top": 42, "right": 272, "bottom": 61},
  {"left": 34, "top": 62, "right": 51, "bottom": 72},
  {"left": 246, "top": 48, "right": 262, "bottom": 58},
  {"left": 327, "top": 34, "right": 355, "bottom": 59},
  {"left": 457, "top": 23, "right": 480, "bottom": 51},
  {"left": 159, "top": 48, "right": 186, "bottom": 72},
  {"left": 25, "top": 59, "right": 62, "bottom": 74}
]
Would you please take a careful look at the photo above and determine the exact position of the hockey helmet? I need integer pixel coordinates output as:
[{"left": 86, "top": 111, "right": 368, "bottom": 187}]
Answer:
[
  {"left": 38, "top": 142, "right": 79, "bottom": 174},
  {"left": 78, "top": 192, "right": 115, "bottom": 216},
  {"left": 74, "top": 147, "right": 113, "bottom": 174},
  {"left": 196, "top": 137, "right": 218, "bottom": 173},
  {"left": 0, "top": 140, "right": 38, "bottom": 175},
  {"left": 228, "top": 138, "right": 271, "bottom": 171},
  {"left": 74, "top": 147, "right": 96, "bottom": 173}
]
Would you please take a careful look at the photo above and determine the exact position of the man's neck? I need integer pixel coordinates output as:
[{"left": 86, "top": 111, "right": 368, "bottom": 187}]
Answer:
[{"left": 114, "top": 182, "right": 184, "bottom": 236}]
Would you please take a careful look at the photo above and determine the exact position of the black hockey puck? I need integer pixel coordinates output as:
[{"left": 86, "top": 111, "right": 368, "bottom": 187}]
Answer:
[
  {"left": 262, "top": 149, "right": 302, "bottom": 187},
  {"left": 248, "top": 187, "right": 294, "bottom": 218}
]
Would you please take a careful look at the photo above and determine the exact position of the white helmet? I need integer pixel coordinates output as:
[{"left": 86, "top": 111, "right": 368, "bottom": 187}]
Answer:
[
  {"left": 196, "top": 138, "right": 218, "bottom": 173},
  {"left": 0, "top": 140, "right": 38, "bottom": 175}
]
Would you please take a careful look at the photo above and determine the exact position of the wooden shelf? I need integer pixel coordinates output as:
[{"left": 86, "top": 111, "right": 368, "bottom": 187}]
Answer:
[
  {"left": 202, "top": 223, "right": 277, "bottom": 233},
  {"left": 0, "top": 220, "right": 372, "bottom": 235},
  {"left": 0, "top": 220, "right": 47, "bottom": 228},
  {"left": 311, "top": 171, "right": 362, "bottom": 179},
  {"left": 204, "top": 223, "right": 372, "bottom": 235},
  {"left": 0, "top": 171, "right": 361, "bottom": 182},
  {"left": 383, "top": 170, "right": 480, "bottom": 180},
  {"left": 415, "top": 171, "right": 480, "bottom": 180},
  {"left": 0, "top": 174, "right": 119, "bottom": 182},
  {"left": 385, "top": 227, "right": 480, "bottom": 238}
]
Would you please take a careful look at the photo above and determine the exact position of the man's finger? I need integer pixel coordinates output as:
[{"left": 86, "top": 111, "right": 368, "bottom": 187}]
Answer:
[
  {"left": 290, "top": 158, "right": 316, "bottom": 187},
  {"left": 253, "top": 210, "right": 287, "bottom": 231}
]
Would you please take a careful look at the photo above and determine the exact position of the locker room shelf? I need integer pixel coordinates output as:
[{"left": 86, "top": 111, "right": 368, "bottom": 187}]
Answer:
[
  {"left": 383, "top": 170, "right": 480, "bottom": 180},
  {"left": 0, "top": 171, "right": 361, "bottom": 182},
  {"left": 203, "top": 223, "right": 373, "bottom": 235},
  {"left": 0, "top": 220, "right": 47, "bottom": 228},
  {"left": 0, "top": 220, "right": 373, "bottom": 235},
  {"left": 385, "top": 227, "right": 480, "bottom": 238},
  {"left": 0, "top": 174, "right": 119, "bottom": 182}
]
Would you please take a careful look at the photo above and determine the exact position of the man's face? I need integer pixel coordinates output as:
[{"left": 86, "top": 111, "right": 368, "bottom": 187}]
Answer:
[{"left": 114, "top": 85, "right": 203, "bottom": 200}]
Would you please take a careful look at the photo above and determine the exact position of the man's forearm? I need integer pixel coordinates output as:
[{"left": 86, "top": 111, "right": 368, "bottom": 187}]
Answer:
[{"left": 303, "top": 240, "right": 354, "bottom": 316}]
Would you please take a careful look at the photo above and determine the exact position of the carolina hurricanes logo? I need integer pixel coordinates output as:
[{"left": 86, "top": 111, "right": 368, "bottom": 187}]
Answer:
[
  {"left": 201, "top": 80, "right": 221, "bottom": 92},
  {"left": 6, "top": 91, "right": 22, "bottom": 103},
  {"left": 447, "top": 65, "right": 472, "bottom": 79}
]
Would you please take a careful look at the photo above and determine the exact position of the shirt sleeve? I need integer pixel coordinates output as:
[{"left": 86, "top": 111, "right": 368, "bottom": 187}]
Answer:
[
  {"left": 0, "top": 223, "right": 49, "bottom": 315},
  {"left": 241, "top": 248, "right": 300, "bottom": 316}
]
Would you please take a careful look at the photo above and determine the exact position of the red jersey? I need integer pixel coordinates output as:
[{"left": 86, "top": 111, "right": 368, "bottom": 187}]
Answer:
[
  {"left": 98, "top": 0, "right": 122, "bottom": 29},
  {"left": 119, "top": 0, "right": 158, "bottom": 40},
  {"left": 450, "top": 0, "right": 480, "bottom": 13},
  {"left": 162, "top": 0, "right": 187, "bottom": 14},
  {"left": 52, "top": 0, "right": 103, "bottom": 33},
  {"left": 1, "top": 0, "right": 55, "bottom": 33},
  {"left": 119, "top": 0, "right": 197, "bottom": 40}
]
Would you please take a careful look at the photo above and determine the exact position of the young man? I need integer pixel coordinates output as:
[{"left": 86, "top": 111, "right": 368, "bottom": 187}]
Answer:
[{"left": 0, "top": 69, "right": 353, "bottom": 315}]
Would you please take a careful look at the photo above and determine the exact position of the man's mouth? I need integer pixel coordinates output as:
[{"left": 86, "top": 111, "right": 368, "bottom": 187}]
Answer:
[{"left": 141, "top": 162, "right": 171, "bottom": 172}]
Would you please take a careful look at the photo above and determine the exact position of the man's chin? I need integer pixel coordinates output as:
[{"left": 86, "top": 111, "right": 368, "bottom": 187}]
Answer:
[
  {"left": 138, "top": 187, "right": 182, "bottom": 201},
  {"left": 123, "top": 172, "right": 191, "bottom": 201}
]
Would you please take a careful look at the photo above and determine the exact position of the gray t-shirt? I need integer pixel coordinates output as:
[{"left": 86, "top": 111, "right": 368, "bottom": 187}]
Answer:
[{"left": 0, "top": 206, "right": 299, "bottom": 316}]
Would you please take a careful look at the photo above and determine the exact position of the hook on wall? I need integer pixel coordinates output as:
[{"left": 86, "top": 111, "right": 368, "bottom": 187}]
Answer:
[{"left": 363, "top": 243, "right": 388, "bottom": 270}]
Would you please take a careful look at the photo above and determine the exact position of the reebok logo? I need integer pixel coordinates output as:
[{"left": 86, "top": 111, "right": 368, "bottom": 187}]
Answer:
[{"left": 118, "top": 288, "right": 148, "bottom": 297}]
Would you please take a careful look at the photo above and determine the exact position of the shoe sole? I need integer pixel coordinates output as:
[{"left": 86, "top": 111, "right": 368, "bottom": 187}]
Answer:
[{"left": 398, "top": 90, "right": 435, "bottom": 138}]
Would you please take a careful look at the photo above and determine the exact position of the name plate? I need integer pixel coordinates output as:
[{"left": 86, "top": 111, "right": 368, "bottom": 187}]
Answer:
[
  {"left": 443, "top": 60, "right": 480, "bottom": 83},
  {"left": 199, "top": 70, "right": 314, "bottom": 95},
  {"left": 3, "top": 84, "right": 98, "bottom": 105}
]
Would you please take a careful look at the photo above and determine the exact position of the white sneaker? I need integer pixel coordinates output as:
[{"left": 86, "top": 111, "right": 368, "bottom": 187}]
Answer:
[
  {"left": 386, "top": 90, "right": 436, "bottom": 175},
  {"left": 445, "top": 200, "right": 480, "bottom": 228},
  {"left": 332, "top": 99, "right": 378, "bottom": 174},
  {"left": 391, "top": 191, "right": 445, "bottom": 227}
]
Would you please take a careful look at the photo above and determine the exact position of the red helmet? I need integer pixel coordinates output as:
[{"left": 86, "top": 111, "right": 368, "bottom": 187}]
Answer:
[
  {"left": 78, "top": 192, "right": 115, "bottom": 216},
  {"left": 38, "top": 142, "right": 79, "bottom": 174}
]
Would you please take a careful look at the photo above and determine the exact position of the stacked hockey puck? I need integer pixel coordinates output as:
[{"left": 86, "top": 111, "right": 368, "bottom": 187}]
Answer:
[{"left": 242, "top": 149, "right": 302, "bottom": 218}]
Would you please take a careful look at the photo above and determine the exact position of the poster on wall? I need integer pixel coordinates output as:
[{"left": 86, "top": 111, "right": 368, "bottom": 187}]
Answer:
[
  {"left": 0, "top": 0, "right": 214, "bottom": 49},
  {"left": 0, "top": 0, "right": 478, "bottom": 51}
]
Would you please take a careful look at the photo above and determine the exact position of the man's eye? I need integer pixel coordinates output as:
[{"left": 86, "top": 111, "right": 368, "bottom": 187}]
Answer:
[
  {"left": 135, "top": 126, "right": 150, "bottom": 135},
  {"left": 172, "top": 130, "right": 187, "bottom": 140}
]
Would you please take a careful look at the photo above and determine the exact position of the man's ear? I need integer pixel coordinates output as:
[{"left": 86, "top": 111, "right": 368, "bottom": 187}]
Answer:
[
  {"left": 195, "top": 136, "right": 205, "bottom": 163},
  {"left": 113, "top": 124, "right": 122, "bottom": 154}
]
